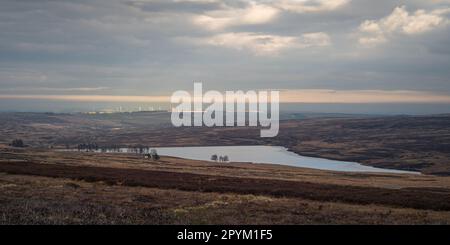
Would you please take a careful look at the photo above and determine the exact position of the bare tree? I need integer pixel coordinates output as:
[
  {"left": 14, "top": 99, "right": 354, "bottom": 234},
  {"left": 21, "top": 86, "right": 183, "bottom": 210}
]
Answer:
[
  {"left": 150, "top": 149, "right": 160, "bottom": 160},
  {"left": 211, "top": 154, "right": 218, "bottom": 161}
]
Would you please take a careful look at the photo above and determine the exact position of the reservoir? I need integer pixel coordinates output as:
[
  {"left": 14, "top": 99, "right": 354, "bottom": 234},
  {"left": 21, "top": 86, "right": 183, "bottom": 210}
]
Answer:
[{"left": 92, "top": 145, "right": 418, "bottom": 174}]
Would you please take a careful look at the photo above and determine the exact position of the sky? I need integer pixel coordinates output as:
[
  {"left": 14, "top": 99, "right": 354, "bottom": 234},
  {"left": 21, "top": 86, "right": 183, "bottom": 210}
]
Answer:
[{"left": 1, "top": 0, "right": 450, "bottom": 112}]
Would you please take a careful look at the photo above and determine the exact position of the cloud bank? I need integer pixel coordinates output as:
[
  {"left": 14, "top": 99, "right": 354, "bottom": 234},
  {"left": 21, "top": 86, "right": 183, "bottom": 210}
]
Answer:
[
  {"left": 2, "top": 89, "right": 450, "bottom": 104},
  {"left": 0, "top": 0, "right": 450, "bottom": 108}
]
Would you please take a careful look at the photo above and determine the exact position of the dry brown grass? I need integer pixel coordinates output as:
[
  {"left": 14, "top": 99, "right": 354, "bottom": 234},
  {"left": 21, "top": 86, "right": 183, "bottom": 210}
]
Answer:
[
  {"left": 2, "top": 160, "right": 450, "bottom": 211},
  {"left": 2, "top": 173, "right": 450, "bottom": 225},
  {"left": 2, "top": 147, "right": 450, "bottom": 224}
]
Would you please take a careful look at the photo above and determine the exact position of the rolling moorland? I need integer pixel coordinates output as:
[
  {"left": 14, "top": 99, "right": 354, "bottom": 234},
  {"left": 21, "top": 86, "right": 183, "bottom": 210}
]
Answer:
[
  {"left": 1, "top": 112, "right": 449, "bottom": 174},
  {"left": 1, "top": 111, "right": 450, "bottom": 224}
]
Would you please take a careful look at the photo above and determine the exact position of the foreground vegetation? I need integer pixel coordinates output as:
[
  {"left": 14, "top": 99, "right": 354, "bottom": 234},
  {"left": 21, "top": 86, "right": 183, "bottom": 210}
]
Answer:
[
  {"left": 3, "top": 173, "right": 450, "bottom": 225},
  {"left": 1, "top": 147, "right": 450, "bottom": 224}
]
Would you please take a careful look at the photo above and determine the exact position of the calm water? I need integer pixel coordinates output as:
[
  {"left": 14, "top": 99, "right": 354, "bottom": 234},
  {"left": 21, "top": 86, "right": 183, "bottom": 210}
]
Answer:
[{"left": 89, "top": 145, "right": 418, "bottom": 174}]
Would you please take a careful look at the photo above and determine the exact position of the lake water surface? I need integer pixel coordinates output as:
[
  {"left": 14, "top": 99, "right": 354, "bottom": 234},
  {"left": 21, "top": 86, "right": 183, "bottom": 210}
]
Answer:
[{"left": 104, "top": 145, "right": 417, "bottom": 174}]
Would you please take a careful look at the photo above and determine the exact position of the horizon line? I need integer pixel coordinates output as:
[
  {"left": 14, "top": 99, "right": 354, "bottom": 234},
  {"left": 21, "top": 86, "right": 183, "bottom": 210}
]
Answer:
[{"left": 1, "top": 89, "right": 450, "bottom": 104}]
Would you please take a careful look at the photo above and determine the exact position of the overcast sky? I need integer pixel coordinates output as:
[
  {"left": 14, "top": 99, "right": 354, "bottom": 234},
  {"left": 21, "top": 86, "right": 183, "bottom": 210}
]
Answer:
[{"left": 1, "top": 0, "right": 450, "bottom": 106}]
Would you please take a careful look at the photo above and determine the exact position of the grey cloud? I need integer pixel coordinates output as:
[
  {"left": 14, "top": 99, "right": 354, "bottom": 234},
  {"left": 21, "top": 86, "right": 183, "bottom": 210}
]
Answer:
[
  {"left": 126, "top": 0, "right": 223, "bottom": 13},
  {"left": 0, "top": 0, "right": 450, "bottom": 98}
]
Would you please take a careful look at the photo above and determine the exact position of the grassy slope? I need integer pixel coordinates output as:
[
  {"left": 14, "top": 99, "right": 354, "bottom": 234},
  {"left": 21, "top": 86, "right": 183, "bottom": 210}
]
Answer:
[{"left": 2, "top": 147, "right": 450, "bottom": 224}]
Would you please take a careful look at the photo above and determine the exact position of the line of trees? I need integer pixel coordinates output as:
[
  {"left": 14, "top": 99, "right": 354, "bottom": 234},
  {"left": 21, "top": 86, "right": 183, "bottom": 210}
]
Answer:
[
  {"left": 77, "top": 143, "right": 99, "bottom": 152},
  {"left": 211, "top": 154, "right": 229, "bottom": 162},
  {"left": 76, "top": 144, "right": 155, "bottom": 155},
  {"left": 144, "top": 149, "right": 160, "bottom": 161}
]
